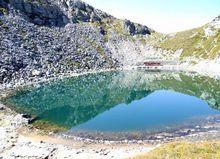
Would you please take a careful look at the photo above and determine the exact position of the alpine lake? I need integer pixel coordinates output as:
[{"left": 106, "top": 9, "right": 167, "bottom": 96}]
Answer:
[{"left": 2, "top": 69, "right": 220, "bottom": 141}]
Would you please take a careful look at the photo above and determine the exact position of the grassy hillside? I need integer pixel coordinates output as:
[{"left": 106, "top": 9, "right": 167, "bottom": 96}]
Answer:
[
  {"left": 149, "top": 18, "right": 220, "bottom": 60},
  {"left": 132, "top": 141, "right": 220, "bottom": 159}
]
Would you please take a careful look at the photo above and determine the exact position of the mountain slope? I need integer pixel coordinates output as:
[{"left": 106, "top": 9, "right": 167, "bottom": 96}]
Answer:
[
  {"left": 1, "top": 0, "right": 220, "bottom": 88},
  {"left": 0, "top": 0, "right": 153, "bottom": 86},
  {"left": 149, "top": 16, "right": 220, "bottom": 61}
]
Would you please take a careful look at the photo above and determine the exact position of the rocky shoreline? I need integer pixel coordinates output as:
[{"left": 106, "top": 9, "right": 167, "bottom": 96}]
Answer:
[
  {"left": 62, "top": 115, "right": 220, "bottom": 144},
  {"left": 0, "top": 103, "right": 156, "bottom": 159},
  {"left": 1, "top": 96, "right": 220, "bottom": 158}
]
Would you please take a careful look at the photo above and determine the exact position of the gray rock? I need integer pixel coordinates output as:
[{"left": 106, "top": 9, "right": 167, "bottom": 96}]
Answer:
[
  {"left": 90, "top": 12, "right": 101, "bottom": 22},
  {"left": 10, "top": 0, "right": 68, "bottom": 26},
  {"left": 136, "top": 25, "right": 151, "bottom": 35},
  {"left": 73, "top": 9, "right": 90, "bottom": 22},
  {"left": 0, "top": 0, "right": 152, "bottom": 87},
  {"left": 124, "top": 20, "right": 136, "bottom": 35},
  {"left": 23, "top": 2, "right": 32, "bottom": 14},
  {"left": 0, "top": 104, "right": 5, "bottom": 110},
  {"left": 73, "top": 0, "right": 86, "bottom": 11},
  {"left": 123, "top": 20, "right": 151, "bottom": 35}
]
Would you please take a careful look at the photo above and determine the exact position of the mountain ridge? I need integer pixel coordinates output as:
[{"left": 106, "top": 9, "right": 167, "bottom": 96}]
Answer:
[{"left": 148, "top": 15, "right": 220, "bottom": 61}]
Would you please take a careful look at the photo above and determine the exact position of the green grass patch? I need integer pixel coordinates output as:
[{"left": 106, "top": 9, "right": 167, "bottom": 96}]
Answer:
[
  {"left": 132, "top": 141, "right": 220, "bottom": 159},
  {"left": 32, "top": 120, "right": 68, "bottom": 133},
  {"left": 0, "top": 19, "right": 9, "bottom": 31},
  {"left": 150, "top": 26, "right": 220, "bottom": 60},
  {"left": 91, "top": 18, "right": 129, "bottom": 38},
  {"left": 2, "top": 24, "right": 9, "bottom": 31},
  {"left": 0, "top": 19, "right": 3, "bottom": 26},
  {"left": 0, "top": 7, "right": 8, "bottom": 15}
]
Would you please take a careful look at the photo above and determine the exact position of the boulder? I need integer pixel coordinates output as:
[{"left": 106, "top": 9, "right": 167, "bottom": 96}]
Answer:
[
  {"left": 23, "top": 2, "right": 32, "bottom": 14},
  {"left": 136, "top": 25, "right": 151, "bottom": 35},
  {"left": 90, "top": 12, "right": 101, "bottom": 22},
  {"left": 123, "top": 20, "right": 136, "bottom": 35},
  {"left": 31, "top": 69, "right": 41, "bottom": 76},
  {"left": 73, "top": 0, "right": 86, "bottom": 11},
  {"left": 99, "top": 26, "right": 105, "bottom": 35},
  {"left": 123, "top": 20, "right": 151, "bottom": 36},
  {"left": 73, "top": 9, "right": 90, "bottom": 22}
]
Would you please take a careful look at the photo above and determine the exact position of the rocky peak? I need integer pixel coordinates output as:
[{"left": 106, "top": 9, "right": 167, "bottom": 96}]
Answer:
[
  {"left": 204, "top": 15, "right": 220, "bottom": 37},
  {"left": 0, "top": 0, "right": 152, "bottom": 35},
  {"left": 60, "top": 0, "right": 113, "bottom": 23},
  {"left": 0, "top": 0, "right": 113, "bottom": 25},
  {"left": 208, "top": 15, "right": 220, "bottom": 29},
  {"left": 212, "top": 15, "right": 220, "bottom": 28},
  {"left": 123, "top": 19, "right": 151, "bottom": 35}
]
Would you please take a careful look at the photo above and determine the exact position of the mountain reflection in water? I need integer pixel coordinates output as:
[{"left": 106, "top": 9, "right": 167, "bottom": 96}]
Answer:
[{"left": 3, "top": 70, "right": 220, "bottom": 132}]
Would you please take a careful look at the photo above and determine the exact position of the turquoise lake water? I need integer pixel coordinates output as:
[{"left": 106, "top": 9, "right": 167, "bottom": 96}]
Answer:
[{"left": 3, "top": 70, "right": 220, "bottom": 133}]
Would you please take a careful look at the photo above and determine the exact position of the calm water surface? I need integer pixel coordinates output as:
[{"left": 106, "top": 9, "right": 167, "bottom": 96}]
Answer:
[{"left": 3, "top": 70, "right": 220, "bottom": 133}]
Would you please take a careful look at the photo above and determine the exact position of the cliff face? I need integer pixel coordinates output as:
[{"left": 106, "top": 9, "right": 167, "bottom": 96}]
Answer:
[
  {"left": 0, "top": 0, "right": 153, "bottom": 86},
  {"left": 0, "top": 0, "right": 153, "bottom": 35}
]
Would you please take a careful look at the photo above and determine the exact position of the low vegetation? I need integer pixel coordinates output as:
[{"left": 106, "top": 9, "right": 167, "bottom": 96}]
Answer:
[
  {"left": 0, "top": 19, "right": 3, "bottom": 26},
  {"left": 132, "top": 141, "right": 220, "bottom": 159},
  {"left": 0, "top": 7, "right": 8, "bottom": 15},
  {"left": 149, "top": 26, "right": 220, "bottom": 60},
  {"left": 32, "top": 120, "right": 68, "bottom": 133}
]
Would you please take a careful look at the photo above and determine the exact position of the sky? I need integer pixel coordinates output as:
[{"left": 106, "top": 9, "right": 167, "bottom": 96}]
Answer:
[{"left": 83, "top": 0, "right": 220, "bottom": 33}]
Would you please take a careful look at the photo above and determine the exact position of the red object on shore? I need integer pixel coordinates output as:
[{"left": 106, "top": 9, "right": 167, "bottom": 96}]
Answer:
[{"left": 144, "top": 62, "right": 161, "bottom": 66}]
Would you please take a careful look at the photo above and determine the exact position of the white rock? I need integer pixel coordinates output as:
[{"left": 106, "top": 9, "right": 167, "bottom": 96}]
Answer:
[
  {"left": 204, "top": 27, "right": 216, "bottom": 37},
  {"left": 31, "top": 69, "right": 41, "bottom": 76}
]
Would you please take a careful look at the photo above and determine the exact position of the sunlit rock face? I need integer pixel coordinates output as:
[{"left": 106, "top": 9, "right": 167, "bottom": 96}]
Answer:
[
  {"left": 204, "top": 16, "right": 220, "bottom": 37},
  {"left": 61, "top": 0, "right": 113, "bottom": 23},
  {"left": 106, "top": 37, "right": 168, "bottom": 67},
  {"left": 210, "top": 16, "right": 220, "bottom": 29}
]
